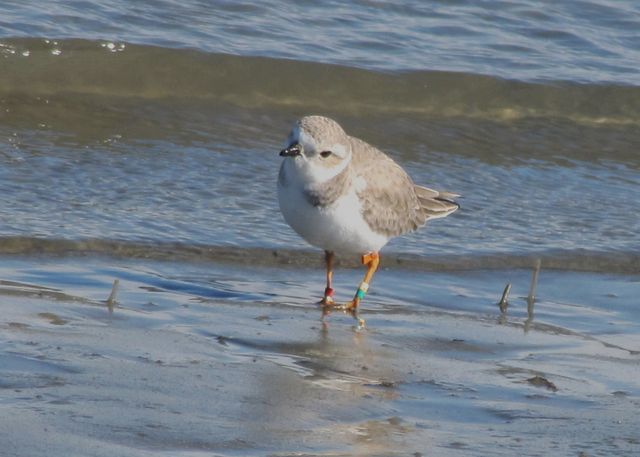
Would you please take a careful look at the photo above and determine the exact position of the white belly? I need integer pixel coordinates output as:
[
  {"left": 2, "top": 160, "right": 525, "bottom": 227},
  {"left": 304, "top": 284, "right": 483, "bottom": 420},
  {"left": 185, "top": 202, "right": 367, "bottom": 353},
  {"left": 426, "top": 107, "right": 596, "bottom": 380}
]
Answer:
[{"left": 278, "top": 181, "right": 389, "bottom": 255}]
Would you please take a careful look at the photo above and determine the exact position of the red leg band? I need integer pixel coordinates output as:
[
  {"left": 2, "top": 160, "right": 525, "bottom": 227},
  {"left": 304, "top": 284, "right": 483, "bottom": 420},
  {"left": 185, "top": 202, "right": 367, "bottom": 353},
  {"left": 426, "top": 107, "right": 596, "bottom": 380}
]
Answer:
[{"left": 324, "top": 287, "right": 334, "bottom": 297}]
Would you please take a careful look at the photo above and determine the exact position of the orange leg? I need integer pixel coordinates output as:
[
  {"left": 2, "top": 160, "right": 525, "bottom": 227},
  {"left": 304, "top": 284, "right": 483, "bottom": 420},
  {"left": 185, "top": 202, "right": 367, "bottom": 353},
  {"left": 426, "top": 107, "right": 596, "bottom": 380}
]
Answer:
[
  {"left": 319, "top": 250, "right": 335, "bottom": 305},
  {"left": 342, "top": 252, "right": 380, "bottom": 314}
]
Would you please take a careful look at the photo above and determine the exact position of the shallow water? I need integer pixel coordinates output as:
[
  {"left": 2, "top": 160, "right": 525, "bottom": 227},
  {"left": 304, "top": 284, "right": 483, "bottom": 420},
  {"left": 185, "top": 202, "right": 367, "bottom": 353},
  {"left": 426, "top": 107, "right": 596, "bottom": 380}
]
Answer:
[
  {"left": 1, "top": 1, "right": 639, "bottom": 456},
  {"left": 1, "top": 39, "right": 639, "bottom": 258}
]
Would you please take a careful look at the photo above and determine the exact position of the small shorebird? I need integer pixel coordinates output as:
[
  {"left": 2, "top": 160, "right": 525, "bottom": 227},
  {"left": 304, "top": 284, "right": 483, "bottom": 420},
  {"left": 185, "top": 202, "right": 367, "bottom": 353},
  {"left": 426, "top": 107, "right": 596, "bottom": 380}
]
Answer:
[{"left": 277, "top": 116, "right": 459, "bottom": 325}]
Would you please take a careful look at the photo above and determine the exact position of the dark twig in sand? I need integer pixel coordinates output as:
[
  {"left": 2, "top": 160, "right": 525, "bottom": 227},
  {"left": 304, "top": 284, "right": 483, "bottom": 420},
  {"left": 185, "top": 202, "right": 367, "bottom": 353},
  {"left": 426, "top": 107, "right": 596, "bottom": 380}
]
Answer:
[
  {"left": 106, "top": 279, "right": 119, "bottom": 313},
  {"left": 498, "top": 283, "right": 511, "bottom": 313}
]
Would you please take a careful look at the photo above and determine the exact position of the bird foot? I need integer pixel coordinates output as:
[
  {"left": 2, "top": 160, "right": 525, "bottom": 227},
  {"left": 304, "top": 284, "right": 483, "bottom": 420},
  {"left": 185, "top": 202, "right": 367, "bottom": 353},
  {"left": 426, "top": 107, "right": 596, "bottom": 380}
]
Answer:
[
  {"left": 318, "top": 296, "right": 335, "bottom": 306},
  {"left": 334, "top": 294, "right": 362, "bottom": 311},
  {"left": 318, "top": 287, "right": 335, "bottom": 306},
  {"left": 337, "top": 299, "right": 358, "bottom": 311},
  {"left": 331, "top": 300, "right": 365, "bottom": 328},
  {"left": 319, "top": 293, "right": 365, "bottom": 329}
]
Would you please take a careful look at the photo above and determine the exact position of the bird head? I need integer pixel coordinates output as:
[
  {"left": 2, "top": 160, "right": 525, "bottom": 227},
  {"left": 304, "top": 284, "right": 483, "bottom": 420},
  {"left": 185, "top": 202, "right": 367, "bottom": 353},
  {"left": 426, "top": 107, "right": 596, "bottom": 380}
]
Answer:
[{"left": 280, "top": 116, "right": 352, "bottom": 184}]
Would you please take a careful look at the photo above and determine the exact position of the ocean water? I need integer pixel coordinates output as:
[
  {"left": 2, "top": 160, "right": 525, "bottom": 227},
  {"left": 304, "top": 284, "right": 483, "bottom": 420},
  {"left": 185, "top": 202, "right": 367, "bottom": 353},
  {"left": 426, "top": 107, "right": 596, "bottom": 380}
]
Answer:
[
  {"left": 0, "top": 2, "right": 638, "bottom": 266},
  {"left": 1, "top": 2, "right": 640, "bottom": 456}
]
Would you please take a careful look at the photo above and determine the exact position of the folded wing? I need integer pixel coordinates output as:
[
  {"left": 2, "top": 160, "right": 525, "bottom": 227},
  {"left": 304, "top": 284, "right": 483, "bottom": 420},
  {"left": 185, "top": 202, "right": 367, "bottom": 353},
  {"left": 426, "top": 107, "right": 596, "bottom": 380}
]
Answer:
[{"left": 351, "top": 137, "right": 459, "bottom": 237}]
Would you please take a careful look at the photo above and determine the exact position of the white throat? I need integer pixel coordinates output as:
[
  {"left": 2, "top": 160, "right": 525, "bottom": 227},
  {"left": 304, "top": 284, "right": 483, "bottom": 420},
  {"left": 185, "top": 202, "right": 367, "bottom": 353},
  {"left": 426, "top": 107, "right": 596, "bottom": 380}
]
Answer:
[{"left": 289, "top": 155, "right": 349, "bottom": 186}]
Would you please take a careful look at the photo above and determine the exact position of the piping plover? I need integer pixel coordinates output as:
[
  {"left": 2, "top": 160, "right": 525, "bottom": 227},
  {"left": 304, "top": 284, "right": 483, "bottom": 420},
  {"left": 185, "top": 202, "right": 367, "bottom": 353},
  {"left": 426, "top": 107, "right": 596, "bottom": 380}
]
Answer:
[{"left": 278, "top": 115, "right": 459, "bottom": 324}]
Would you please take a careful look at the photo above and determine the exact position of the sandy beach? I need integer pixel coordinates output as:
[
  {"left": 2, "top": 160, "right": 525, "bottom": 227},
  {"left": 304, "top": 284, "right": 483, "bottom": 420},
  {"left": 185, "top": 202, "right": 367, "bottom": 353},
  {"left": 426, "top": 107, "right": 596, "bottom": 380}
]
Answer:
[{"left": 1, "top": 255, "right": 638, "bottom": 456}]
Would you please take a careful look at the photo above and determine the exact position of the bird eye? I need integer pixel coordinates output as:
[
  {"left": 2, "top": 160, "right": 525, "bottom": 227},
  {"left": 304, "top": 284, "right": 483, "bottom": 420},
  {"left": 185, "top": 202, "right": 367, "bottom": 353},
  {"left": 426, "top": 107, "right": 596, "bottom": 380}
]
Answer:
[{"left": 320, "top": 150, "right": 332, "bottom": 158}]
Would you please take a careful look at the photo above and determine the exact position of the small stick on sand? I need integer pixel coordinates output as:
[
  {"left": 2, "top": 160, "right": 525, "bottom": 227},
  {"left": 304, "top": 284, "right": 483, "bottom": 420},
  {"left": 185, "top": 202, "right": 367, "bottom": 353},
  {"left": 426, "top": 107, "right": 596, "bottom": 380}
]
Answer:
[
  {"left": 106, "top": 279, "right": 120, "bottom": 313},
  {"left": 527, "top": 259, "right": 541, "bottom": 308},
  {"left": 524, "top": 259, "right": 541, "bottom": 332},
  {"left": 498, "top": 283, "right": 511, "bottom": 313}
]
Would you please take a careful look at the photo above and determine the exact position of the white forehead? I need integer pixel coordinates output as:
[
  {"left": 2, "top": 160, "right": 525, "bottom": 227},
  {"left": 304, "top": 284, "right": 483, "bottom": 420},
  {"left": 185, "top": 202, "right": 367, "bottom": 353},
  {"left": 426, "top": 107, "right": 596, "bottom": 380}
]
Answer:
[{"left": 296, "top": 127, "right": 316, "bottom": 149}]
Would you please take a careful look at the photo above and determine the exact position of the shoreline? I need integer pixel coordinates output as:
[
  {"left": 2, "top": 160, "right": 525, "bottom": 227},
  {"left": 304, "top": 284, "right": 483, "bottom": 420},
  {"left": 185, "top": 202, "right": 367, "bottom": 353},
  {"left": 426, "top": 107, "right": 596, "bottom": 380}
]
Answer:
[{"left": 0, "top": 237, "right": 638, "bottom": 274}]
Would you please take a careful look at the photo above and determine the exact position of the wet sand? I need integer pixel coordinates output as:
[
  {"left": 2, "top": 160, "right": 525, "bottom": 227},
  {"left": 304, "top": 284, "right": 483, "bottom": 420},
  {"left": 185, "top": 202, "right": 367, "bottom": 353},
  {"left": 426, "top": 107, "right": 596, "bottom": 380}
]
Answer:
[{"left": 1, "top": 256, "right": 638, "bottom": 456}]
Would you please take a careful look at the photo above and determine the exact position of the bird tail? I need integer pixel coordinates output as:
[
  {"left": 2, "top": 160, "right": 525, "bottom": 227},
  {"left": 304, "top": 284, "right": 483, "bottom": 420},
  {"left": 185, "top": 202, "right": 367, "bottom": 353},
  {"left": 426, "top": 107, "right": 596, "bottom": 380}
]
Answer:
[{"left": 414, "top": 185, "right": 460, "bottom": 221}]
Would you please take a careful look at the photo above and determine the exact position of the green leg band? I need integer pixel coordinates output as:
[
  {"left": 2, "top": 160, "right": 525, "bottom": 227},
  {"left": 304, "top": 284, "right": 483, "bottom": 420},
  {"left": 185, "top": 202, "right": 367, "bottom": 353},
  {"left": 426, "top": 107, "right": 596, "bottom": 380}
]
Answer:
[{"left": 355, "top": 288, "right": 366, "bottom": 300}]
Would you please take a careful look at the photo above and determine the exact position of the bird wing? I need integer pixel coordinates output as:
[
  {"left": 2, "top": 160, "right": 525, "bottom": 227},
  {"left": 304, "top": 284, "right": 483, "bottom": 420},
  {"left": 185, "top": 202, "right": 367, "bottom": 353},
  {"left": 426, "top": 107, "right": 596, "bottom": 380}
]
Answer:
[{"left": 350, "top": 136, "right": 459, "bottom": 237}]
